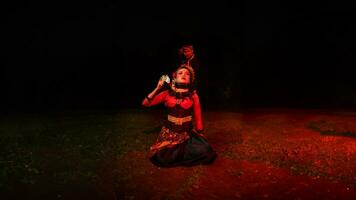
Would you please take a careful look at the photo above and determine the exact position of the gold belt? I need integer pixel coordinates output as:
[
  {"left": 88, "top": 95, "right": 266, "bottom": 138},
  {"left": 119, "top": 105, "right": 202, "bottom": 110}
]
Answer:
[{"left": 168, "top": 115, "right": 192, "bottom": 125}]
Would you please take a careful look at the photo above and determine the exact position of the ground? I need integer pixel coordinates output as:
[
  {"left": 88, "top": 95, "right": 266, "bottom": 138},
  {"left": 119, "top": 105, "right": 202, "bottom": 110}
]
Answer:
[
  {"left": 102, "top": 108, "right": 356, "bottom": 200},
  {"left": 1, "top": 108, "right": 356, "bottom": 199}
]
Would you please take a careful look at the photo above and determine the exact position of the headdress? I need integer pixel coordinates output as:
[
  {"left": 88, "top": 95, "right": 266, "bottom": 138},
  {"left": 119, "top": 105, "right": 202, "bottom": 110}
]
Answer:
[{"left": 178, "top": 44, "right": 194, "bottom": 55}]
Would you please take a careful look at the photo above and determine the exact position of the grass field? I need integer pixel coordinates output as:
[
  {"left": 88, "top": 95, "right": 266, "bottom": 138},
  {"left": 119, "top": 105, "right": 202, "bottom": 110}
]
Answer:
[{"left": 1, "top": 108, "right": 356, "bottom": 199}]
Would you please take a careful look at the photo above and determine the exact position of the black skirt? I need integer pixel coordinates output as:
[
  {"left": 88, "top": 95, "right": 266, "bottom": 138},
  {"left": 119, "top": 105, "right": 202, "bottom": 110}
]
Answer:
[{"left": 150, "top": 131, "right": 217, "bottom": 167}]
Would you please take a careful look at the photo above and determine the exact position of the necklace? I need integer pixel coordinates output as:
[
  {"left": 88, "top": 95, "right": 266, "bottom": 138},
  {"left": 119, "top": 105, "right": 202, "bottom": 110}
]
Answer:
[{"left": 175, "top": 82, "right": 189, "bottom": 89}]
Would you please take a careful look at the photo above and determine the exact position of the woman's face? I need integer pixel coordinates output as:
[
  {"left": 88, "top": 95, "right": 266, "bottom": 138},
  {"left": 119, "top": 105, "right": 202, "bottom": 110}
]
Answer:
[{"left": 175, "top": 68, "right": 191, "bottom": 84}]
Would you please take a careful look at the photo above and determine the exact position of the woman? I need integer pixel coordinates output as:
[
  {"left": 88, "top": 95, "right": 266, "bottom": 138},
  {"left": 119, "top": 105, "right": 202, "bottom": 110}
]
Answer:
[{"left": 142, "top": 65, "right": 216, "bottom": 167}]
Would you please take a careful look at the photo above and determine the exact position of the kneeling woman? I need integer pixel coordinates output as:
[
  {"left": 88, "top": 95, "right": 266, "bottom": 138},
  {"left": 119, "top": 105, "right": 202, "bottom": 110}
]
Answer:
[{"left": 142, "top": 65, "right": 216, "bottom": 167}]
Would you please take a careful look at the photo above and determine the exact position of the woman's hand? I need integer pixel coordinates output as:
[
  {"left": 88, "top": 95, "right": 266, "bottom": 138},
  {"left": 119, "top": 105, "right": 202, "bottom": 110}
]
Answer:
[{"left": 156, "top": 79, "right": 165, "bottom": 90}]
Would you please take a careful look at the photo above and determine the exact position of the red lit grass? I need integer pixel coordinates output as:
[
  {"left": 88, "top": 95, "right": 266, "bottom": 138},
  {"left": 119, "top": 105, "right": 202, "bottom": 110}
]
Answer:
[{"left": 105, "top": 109, "right": 356, "bottom": 200}]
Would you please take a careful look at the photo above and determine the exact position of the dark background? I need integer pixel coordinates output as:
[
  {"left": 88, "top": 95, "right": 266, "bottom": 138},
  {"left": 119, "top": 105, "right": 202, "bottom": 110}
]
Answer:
[{"left": 3, "top": 1, "right": 356, "bottom": 113}]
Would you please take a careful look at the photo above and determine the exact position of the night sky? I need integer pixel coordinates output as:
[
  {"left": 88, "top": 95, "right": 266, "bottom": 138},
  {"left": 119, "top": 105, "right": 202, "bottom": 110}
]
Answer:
[{"left": 4, "top": 1, "right": 356, "bottom": 113}]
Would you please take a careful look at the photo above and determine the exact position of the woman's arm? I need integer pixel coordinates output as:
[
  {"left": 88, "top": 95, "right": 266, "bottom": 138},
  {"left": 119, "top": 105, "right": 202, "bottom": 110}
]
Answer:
[
  {"left": 142, "top": 79, "right": 168, "bottom": 107},
  {"left": 192, "top": 91, "right": 203, "bottom": 131},
  {"left": 142, "top": 90, "right": 168, "bottom": 107}
]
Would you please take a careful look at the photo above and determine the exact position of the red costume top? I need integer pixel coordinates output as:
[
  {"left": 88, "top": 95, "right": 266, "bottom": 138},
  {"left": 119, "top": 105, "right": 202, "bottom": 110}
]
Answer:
[
  {"left": 143, "top": 89, "right": 205, "bottom": 154},
  {"left": 142, "top": 90, "right": 203, "bottom": 131}
]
